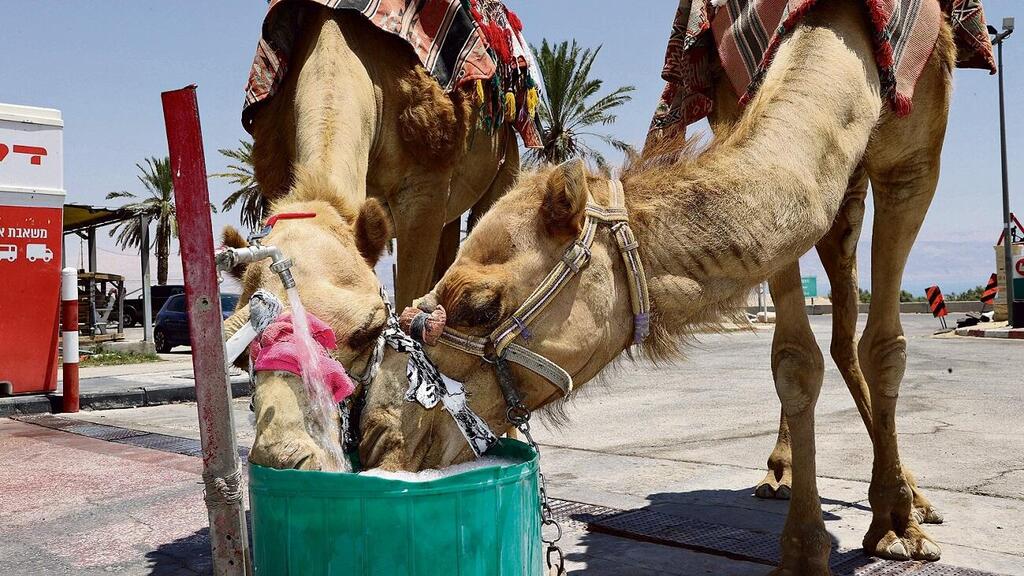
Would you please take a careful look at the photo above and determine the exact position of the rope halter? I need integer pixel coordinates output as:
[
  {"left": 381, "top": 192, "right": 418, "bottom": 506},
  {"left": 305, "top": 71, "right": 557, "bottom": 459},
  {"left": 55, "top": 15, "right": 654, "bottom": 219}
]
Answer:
[{"left": 436, "top": 177, "right": 651, "bottom": 402}]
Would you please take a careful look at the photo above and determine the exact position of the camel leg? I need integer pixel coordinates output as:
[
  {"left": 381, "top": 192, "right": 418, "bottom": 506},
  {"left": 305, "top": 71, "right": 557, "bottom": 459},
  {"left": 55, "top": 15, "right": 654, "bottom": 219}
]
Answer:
[
  {"left": 858, "top": 168, "right": 943, "bottom": 561},
  {"left": 754, "top": 168, "right": 867, "bottom": 501},
  {"left": 767, "top": 263, "right": 831, "bottom": 575},
  {"left": 432, "top": 219, "right": 462, "bottom": 284},
  {"left": 468, "top": 129, "right": 519, "bottom": 232},
  {"left": 818, "top": 169, "right": 944, "bottom": 525},
  {"left": 754, "top": 410, "right": 793, "bottom": 500},
  {"left": 393, "top": 174, "right": 452, "bottom": 308},
  {"left": 856, "top": 29, "right": 950, "bottom": 560}
]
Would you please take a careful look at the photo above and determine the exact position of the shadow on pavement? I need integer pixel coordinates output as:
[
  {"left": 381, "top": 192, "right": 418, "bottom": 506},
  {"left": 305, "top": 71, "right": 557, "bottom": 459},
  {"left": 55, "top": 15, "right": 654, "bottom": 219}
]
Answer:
[
  {"left": 562, "top": 488, "right": 878, "bottom": 575},
  {"left": 145, "top": 527, "right": 212, "bottom": 576},
  {"left": 145, "top": 511, "right": 251, "bottom": 576}
]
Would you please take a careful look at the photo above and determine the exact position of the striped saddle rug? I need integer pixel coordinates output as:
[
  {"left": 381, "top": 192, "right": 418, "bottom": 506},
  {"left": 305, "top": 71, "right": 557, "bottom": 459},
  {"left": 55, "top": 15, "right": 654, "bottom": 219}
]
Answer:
[
  {"left": 650, "top": 0, "right": 998, "bottom": 141},
  {"left": 242, "top": 0, "right": 543, "bottom": 147}
]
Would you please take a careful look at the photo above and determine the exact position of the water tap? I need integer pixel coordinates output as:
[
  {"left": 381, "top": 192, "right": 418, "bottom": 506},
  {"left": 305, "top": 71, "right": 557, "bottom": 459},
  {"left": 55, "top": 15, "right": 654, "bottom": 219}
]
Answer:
[{"left": 215, "top": 212, "right": 316, "bottom": 290}]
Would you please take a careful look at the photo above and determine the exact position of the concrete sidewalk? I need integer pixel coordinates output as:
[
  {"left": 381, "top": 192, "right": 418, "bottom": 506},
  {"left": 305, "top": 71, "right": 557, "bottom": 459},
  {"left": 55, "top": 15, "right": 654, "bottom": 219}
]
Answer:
[
  {"left": 955, "top": 322, "right": 1024, "bottom": 339},
  {"left": 0, "top": 354, "right": 251, "bottom": 417}
]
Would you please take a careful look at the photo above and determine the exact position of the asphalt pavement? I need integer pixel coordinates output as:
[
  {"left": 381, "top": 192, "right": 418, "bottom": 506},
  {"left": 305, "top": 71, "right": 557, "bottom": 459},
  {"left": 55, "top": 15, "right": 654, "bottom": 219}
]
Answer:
[{"left": 2, "top": 314, "right": 1022, "bottom": 575}]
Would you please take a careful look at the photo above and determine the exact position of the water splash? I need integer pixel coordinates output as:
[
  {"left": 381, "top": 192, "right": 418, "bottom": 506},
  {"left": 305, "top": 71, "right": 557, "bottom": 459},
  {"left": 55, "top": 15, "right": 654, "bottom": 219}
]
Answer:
[{"left": 286, "top": 287, "right": 350, "bottom": 472}]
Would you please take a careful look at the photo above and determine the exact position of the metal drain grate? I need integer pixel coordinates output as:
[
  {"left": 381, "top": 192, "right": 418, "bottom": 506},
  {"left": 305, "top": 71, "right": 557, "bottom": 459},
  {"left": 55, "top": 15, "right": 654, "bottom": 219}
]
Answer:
[
  {"left": 587, "top": 506, "right": 1001, "bottom": 575},
  {"left": 831, "top": 553, "right": 1002, "bottom": 576},
  {"left": 548, "top": 499, "right": 620, "bottom": 531},
  {"left": 12, "top": 414, "right": 244, "bottom": 459},
  {"left": 118, "top": 433, "right": 204, "bottom": 457},
  {"left": 14, "top": 413, "right": 83, "bottom": 430},
  {"left": 589, "top": 507, "right": 780, "bottom": 565}
]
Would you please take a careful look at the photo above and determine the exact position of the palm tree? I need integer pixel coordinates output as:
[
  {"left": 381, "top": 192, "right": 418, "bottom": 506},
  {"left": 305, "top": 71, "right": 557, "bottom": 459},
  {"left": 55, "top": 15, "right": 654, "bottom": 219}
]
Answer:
[
  {"left": 527, "top": 39, "right": 636, "bottom": 173},
  {"left": 106, "top": 156, "right": 187, "bottom": 285},
  {"left": 213, "top": 139, "right": 268, "bottom": 230}
]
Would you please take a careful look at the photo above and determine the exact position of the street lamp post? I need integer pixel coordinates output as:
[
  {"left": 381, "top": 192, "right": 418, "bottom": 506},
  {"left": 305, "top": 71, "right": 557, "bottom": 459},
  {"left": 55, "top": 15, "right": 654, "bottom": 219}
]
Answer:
[{"left": 990, "top": 18, "right": 1016, "bottom": 326}]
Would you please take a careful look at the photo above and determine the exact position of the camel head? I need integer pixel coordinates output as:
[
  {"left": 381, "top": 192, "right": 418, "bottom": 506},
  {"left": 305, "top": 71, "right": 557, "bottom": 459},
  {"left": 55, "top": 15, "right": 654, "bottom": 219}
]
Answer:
[
  {"left": 360, "top": 160, "right": 638, "bottom": 471},
  {"left": 224, "top": 169, "right": 392, "bottom": 371}
]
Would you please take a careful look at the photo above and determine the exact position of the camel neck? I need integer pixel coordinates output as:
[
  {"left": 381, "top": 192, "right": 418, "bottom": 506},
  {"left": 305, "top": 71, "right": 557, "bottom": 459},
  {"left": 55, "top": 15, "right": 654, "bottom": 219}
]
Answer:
[{"left": 618, "top": 21, "right": 883, "bottom": 348}]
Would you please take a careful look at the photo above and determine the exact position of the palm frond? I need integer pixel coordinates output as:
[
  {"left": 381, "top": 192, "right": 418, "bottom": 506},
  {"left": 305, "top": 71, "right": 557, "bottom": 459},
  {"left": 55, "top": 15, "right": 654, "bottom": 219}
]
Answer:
[
  {"left": 213, "top": 139, "right": 267, "bottom": 230},
  {"left": 530, "top": 39, "right": 635, "bottom": 170}
]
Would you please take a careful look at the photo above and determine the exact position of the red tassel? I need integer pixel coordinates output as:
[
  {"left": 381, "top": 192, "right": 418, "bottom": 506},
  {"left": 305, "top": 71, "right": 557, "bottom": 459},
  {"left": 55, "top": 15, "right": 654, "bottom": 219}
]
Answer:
[
  {"left": 506, "top": 8, "right": 523, "bottom": 32},
  {"left": 893, "top": 93, "right": 913, "bottom": 117}
]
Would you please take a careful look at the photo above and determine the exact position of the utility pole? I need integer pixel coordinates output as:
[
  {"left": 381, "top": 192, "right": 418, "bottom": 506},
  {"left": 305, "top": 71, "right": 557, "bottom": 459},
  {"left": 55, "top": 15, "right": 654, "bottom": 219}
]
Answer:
[{"left": 990, "top": 17, "right": 1016, "bottom": 326}]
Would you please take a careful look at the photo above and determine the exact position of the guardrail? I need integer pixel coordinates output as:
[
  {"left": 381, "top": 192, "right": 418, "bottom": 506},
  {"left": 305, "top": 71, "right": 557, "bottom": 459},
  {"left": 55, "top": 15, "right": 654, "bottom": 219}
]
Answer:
[{"left": 746, "top": 301, "right": 987, "bottom": 316}]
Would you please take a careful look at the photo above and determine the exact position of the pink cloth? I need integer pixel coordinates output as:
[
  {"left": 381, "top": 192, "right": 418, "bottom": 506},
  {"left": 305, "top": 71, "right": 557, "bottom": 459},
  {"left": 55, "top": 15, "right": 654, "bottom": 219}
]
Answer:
[{"left": 249, "top": 312, "right": 355, "bottom": 403}]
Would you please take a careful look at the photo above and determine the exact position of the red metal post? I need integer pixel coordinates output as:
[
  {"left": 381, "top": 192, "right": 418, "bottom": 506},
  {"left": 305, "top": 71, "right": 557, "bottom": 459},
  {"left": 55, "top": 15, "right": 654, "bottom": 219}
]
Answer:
[
  {"left": 161, "top": 85, "right": 251, "bottom": 576},
  {"left": 61, "top": 267, "right": 79, "bottom": 413}
]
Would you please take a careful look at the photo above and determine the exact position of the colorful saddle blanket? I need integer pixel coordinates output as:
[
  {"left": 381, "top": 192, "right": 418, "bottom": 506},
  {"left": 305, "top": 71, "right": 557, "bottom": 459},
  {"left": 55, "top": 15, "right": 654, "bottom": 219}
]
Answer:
[
  {"left": 650, "top": 0, "right": 997, "bottom": 141},
  {"left": 243, "top": 0, "right": 543, "bottom": 147}
]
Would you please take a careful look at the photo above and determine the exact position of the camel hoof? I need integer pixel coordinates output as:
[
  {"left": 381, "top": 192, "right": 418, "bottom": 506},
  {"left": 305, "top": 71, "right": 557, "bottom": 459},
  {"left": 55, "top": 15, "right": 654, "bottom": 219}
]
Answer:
[
  {"left": 774, "top": 483, "right": 792, "bottom": 500},
  {"left": 883, "top": 537, "right": 910, "bottom": 561},
  {"left": 869, "top": 530, "right": 941, "bottom": 562},
  {"left": 755, "top": 482, "right": 778, "bottom": 499}
]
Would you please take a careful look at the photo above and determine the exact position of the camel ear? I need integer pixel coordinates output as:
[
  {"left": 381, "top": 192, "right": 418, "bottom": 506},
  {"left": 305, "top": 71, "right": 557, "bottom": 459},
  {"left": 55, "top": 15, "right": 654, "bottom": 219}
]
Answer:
[
  {"left": 542, "top": 159, "right": 589, "bottom": 237},
  {"left": 221, "top": 226, "right": 249, "bottom": 280},
  {"left": 354, "top": 198, "right": 391, "bottom": 266}
]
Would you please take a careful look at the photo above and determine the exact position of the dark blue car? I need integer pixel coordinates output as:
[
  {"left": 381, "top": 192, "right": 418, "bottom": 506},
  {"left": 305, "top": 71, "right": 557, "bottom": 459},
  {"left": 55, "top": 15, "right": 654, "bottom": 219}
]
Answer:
[{"left": 154, "top": 293, "right": 239, "bottom": 353}]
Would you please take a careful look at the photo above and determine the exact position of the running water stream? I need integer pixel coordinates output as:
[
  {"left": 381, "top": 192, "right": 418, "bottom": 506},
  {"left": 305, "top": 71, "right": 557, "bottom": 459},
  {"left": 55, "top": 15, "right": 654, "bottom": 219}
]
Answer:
[{"left": 285, "top": 287, "right": 350, "bottom": 472}]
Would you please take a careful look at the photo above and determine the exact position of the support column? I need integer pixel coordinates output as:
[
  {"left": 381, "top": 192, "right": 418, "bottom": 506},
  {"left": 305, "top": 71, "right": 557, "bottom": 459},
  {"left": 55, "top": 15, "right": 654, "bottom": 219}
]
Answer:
[
  {"left": 162, "top": 85, "right": 251, "bottom": 576},
  {"left": 140, "top": 214, "right": 153, "bottom": 342},
  {"left": 87, "top": 227, "right": 97, "bottom": 272}
]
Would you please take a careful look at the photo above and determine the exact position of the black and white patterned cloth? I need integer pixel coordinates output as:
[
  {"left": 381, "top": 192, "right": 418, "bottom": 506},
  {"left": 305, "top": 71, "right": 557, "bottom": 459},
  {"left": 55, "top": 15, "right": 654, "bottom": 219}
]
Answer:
[{"left": 352, "top": 288, "right": 498, "bottom": 457}]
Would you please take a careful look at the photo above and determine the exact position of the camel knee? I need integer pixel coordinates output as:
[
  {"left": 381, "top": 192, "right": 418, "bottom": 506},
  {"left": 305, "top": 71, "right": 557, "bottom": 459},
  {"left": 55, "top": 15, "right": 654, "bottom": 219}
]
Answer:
[
  {"left": 830, "top": 337, "right": 858, "bottom": 374},
  {"left": 772, "top": 344, "right": 824, "bottom": 416},
  {"left": 859, "top": 333, "right": 907, "bottom": 398}
]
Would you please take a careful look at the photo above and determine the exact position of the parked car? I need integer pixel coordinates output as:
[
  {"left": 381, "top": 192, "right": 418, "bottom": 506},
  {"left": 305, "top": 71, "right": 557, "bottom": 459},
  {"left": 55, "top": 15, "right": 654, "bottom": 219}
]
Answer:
[
  {"left": 154, "top": 293, "right": 239, "bottom": 353},
  {"left": 122, "top": 284, "right": 185, "bottom": 327}
]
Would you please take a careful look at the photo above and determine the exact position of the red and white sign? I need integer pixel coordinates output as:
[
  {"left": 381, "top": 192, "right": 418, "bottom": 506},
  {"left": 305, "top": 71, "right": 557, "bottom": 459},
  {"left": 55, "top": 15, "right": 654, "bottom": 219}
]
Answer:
[
  {"left": 1015, "top": 258, "right": 1024, "bottom": 279},
  {"left": 0, "top": 103, "right": 63, "bottom": 194},
  {"left": 0, "top": 103, "right": 64, "bottom": 394}
]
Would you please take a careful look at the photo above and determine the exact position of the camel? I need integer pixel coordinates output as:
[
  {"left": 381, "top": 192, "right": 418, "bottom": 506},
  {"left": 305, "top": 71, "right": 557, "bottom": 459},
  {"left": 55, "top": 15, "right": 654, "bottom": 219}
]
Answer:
[
  {"left": 223, "top": 4, "right": 522, "bottom": 469},
  {"left": 246, "top": 5, "right": 521, "bottom": 308},
  {"left": 357, "top": 2, "right": 955, "bottom": 572}
]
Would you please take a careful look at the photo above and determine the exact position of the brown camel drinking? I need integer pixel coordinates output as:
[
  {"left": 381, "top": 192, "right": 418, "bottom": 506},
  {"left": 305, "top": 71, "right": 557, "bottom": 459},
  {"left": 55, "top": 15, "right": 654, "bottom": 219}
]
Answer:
[
  {"left": 223, "top": 4, "right": 522, "bottom": 469},
  {"left": 358, "top": 2, "right": 956, "bottom": 573}
]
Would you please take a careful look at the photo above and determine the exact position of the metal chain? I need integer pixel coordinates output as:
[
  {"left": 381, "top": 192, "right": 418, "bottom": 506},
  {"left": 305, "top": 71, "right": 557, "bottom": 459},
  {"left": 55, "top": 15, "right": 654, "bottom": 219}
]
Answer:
[{"left": 509, "top": 409, "right": 566, "bottom": 576}]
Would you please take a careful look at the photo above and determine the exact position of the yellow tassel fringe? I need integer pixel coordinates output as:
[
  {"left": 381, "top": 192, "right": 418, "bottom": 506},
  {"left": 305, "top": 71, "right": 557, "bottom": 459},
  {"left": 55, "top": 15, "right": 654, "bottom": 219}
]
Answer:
[
  {"left": 475, "top": 80, "right": 485, "bottom": 105},
  {"left": 526, "top": 88, "right": 538, "bottom": 118},
  {"left": 504, "top": 92, "right": 516, "bottom": 121}
]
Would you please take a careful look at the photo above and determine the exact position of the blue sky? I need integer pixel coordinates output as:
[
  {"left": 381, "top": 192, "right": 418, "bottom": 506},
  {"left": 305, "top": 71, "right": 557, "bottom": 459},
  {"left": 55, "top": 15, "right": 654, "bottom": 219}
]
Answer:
[{"left": 1, "top": 1, "right": 1020, "bottom": 293}]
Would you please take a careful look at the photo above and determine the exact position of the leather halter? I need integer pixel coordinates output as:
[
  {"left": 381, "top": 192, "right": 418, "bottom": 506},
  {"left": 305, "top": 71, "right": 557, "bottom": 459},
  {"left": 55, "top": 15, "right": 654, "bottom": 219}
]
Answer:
[{"left": 437, "top": 179, "right": 651, "bottom": 398}]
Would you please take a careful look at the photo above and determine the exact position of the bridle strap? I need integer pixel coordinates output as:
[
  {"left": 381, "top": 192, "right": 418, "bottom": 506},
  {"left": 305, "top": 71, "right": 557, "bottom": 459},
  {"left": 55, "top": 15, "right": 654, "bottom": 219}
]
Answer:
[
  {"left": 606, "top": 179, "right": 651, "bottom": 343},
  {"left": 436, "top": 178, "right": 649, "bottom": 397},
  {"left": 489, "top": 218, "right": 598, "bottom": 355}
]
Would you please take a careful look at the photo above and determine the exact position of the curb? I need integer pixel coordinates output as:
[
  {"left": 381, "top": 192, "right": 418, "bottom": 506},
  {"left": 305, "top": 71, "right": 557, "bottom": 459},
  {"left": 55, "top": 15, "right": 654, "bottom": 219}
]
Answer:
[
  {"left": 954, "top": 327, "right": 1024, "bottom": 339},
  {"left": 0, "top": 378, "right": 251, "bottom": 418}
]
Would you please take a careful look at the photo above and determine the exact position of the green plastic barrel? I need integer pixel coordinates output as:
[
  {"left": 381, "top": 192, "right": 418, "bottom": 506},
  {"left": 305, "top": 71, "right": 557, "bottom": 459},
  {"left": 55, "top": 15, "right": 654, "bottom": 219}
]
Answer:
[{"left": 249, "top": 439, "right": 542, "bottom": 575}]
